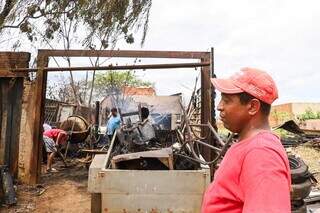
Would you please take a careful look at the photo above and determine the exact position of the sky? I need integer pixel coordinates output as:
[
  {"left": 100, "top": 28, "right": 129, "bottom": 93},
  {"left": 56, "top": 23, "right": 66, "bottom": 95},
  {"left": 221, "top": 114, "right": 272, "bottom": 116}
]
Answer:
[
  {"left": 119, "top": 0, "right": 320, "bottom": 104},
  {"left": 1, "top": 0, "right": 320, "bottom": 105}
]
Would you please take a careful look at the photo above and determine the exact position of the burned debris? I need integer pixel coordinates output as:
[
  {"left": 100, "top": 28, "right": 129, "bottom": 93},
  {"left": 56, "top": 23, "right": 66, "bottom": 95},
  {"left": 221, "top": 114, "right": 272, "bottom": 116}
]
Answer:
[
  {"left": 97, "top": 80, "right": 234, "bottom": 172},
  {"left": 274, "top": 119, "right": 320, "bottom": 149},
  {"left": 111, "top": 148, "right": 174, "bottom": 170},
  {"left": 1, "top": 49, "right": 319, "bottom": 212},
  {"left": 0, "top": 166, "right": 17, "bottom": 206}
]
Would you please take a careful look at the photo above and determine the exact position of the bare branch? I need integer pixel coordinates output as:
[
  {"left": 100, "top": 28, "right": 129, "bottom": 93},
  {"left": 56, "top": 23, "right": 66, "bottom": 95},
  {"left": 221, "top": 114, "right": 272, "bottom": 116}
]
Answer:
[
  {"left": 0, "top": 0, "right": 15, "bottom": 28},
  {"left": 1, "top": 9, "right": 74, "bottom": 29}
]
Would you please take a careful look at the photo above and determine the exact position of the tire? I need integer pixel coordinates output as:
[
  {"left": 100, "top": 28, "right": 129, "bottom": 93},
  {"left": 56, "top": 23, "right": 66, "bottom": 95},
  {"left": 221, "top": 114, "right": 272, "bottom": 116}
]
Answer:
[
  {"left": 291, "top": 179, "right": 312, "bottom": 200},
  {"left": 291, "top": 204, "right": 306, "bottom": 213},
  {"left": 291, "top": 200, "right": 307, "bottom": 213},
  {"left": 289, "top": 155, "right": 310, "bottom": 184}
]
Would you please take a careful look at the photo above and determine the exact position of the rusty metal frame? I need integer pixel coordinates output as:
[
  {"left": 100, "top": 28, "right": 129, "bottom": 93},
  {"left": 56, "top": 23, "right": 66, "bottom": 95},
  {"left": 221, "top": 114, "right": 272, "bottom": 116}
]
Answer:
[
  {"left": 32, "top": 49, "right": 214, "bottom": 184},
  {"left": 12, "top": 62, "right": 210, "bottom": 72}
]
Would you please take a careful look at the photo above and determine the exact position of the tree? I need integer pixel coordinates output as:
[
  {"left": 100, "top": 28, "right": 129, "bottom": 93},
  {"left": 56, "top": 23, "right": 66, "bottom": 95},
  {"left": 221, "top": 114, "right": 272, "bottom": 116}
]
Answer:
[
  {"left": 47, "top": 71, "right": 153, "bottom": 104},
  {"left": 94, "top": 70, "right": 153, "bottom": 111},
  {"left": 0, "top": 0, "right": 152, "bottom": 47},
  {"left": 46, "top": 75, "right": 88, "bottom": 103},
  {"left": 0, "top": 0, "right": 14, "bottom": 28},
  {"left": 94, "top": 70, "right": 153, "bottom": 98},
  {"left": 297, "top": 108, "right": 320, "bottom": 121},
  {"left": 0, "top": 0, "right": 152, "bottom": 106}
]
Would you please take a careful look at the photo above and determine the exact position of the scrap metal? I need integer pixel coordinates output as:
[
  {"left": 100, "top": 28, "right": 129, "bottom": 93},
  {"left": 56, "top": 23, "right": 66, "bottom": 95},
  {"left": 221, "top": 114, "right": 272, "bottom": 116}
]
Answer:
[
  {"left": 28, "top": 49, "right": 213, "bottom": 183},
  {"left": 111, "top": 148, "right": 174, "bottom": 170},
  {"left": 104, "top": 76, "right": 233, "bottom": 171},
  {"left": 0, "top": 165, "right": 17, "bottom": 205}
]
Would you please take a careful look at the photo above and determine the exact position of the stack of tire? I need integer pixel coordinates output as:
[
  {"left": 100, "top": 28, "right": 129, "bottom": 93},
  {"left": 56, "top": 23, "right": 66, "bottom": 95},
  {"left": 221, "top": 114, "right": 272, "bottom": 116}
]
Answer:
[{"left": 289, "top": 155, "right": 316, "bottom": 213}]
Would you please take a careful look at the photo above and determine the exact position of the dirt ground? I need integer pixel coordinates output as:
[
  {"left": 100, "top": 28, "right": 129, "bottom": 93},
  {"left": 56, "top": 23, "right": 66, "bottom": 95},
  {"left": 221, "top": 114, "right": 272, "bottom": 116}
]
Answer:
[
  {"left": 1, "top": 144, "right": 319, "bottom": 213},
  {"left": 0, "top": 160, "right": 91, "bottom": 213},
  {"left": 291, "top": 145, "right": 320, "bottom": 188}
]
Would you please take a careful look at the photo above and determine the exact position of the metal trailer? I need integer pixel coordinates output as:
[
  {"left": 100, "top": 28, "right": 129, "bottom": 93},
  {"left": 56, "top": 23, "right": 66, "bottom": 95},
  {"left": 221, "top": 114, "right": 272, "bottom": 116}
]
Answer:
[{"left": 88, "top": 154, "right": 210, "bottom": 213}]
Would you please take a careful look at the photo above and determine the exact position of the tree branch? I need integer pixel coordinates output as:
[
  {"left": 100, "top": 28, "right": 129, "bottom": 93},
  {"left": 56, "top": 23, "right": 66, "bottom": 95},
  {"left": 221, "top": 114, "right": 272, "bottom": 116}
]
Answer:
[
  {"left": 1, "top": 8, "right": 75, "bottom": 29},
  {"left": 0, "top": 0, "right": 15, "bottom": 28}
]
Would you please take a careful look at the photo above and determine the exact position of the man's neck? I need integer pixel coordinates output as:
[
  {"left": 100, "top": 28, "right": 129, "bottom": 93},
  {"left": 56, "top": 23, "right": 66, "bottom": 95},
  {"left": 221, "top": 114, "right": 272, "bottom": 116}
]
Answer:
[{"left": 238, "top": 118, "right": 270, "bottom": 141}]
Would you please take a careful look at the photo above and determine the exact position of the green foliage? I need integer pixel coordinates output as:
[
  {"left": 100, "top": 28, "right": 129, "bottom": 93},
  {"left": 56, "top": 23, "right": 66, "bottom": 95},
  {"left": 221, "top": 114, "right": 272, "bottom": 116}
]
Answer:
[
  {"left": 297, "top": 108, "right": 320, "bottom": 121},
  {"left": 93, "top": 71, "right": 153, "bottom": 96},
  {"left": 0, "top": 0, "right": 152, "bottom": 47},
  {"left": 273, "top": 128, "right": 291, "bottom": 138},
  {"left": 271, "top": 110, "right": 292, "bottom": 122}
]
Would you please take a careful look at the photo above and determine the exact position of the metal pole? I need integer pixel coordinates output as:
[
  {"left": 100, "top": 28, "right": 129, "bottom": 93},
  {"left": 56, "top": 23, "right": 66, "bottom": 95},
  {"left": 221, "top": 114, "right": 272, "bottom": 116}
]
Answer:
[
  {"left": 210, "top": 47, "right": 217, "bottom": 130},
  {"left": 11, "top": 62, "right": 210, "bottom": 72},
  {"left": 95, "top": 101, "right": 100, "bottom": 139}
]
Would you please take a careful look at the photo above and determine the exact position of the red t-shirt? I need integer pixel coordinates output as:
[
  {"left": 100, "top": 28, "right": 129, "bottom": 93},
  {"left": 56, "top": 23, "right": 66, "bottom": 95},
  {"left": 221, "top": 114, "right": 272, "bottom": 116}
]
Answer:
[
  {"left": 43, "top": 129, "right": 66, "bottom": 144},
  {"left": 202, "top": 131, "right": 291, "bottom": 213}
]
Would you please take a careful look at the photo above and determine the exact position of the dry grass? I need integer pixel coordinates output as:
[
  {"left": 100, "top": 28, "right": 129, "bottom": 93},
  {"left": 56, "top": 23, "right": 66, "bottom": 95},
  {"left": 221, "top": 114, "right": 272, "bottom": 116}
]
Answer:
[{"left": 290, "top": 145, "right": 320, "bottom": 188}]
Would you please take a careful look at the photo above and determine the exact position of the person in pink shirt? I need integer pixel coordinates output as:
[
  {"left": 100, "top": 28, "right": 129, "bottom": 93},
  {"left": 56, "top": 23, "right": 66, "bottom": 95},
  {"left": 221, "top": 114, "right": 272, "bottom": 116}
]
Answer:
[
  {"left": 202, "top": 67, "right": 291, "bottom": 213},
  {"left": 43, "top": 128, "right": 68, "bottom": 172}
]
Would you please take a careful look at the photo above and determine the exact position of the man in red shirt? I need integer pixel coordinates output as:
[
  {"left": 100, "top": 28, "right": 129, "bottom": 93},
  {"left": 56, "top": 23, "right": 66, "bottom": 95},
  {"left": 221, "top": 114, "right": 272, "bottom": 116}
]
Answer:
[
  {"left": 202, "top": 68, "right": 291, "bottom": 213},
  {"left": 43, "top": 128, "right": 68, "bottom": 172}
]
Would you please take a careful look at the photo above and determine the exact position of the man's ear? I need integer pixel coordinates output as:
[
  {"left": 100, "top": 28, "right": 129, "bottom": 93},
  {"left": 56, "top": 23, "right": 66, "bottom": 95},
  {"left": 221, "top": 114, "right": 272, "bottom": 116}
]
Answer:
[{"left": 247, "top": 99, "right": 261, "bottom": 116}]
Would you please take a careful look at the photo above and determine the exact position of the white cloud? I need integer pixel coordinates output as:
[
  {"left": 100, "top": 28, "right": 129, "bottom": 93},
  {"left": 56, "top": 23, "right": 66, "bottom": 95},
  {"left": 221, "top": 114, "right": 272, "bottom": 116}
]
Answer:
[
  {"left": 2, "top": 0, "right": 319, "bottom": 104},
  {"left": 132, "top": 0, "right": 320, "bottom": 103}
]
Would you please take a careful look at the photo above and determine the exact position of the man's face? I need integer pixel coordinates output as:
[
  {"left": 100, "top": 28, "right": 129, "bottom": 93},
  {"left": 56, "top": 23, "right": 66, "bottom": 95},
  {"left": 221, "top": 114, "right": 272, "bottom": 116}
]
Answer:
[
  {"left": 217, "top": 93, "right": 250, "bottom": 133},
  {"left": 111, "top": 110, "right": 117, "bottom": 117}
]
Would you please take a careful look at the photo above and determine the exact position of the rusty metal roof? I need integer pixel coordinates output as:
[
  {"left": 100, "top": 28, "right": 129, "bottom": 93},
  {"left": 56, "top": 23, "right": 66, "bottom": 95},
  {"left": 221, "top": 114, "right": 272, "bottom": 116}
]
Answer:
[{"left": 122, "top": 86, "right": 156, "bottom": 96}]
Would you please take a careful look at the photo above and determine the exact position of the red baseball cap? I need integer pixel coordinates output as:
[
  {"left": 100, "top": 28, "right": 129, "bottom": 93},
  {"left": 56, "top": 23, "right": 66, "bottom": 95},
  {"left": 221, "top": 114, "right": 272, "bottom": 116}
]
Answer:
[{"left": 210, "top": 67, "right": 278, "bottom": 104}]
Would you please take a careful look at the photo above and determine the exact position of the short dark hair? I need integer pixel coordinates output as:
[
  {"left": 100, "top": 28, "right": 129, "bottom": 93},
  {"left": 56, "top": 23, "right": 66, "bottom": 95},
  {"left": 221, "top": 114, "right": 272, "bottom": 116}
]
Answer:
[
  {"left": 238, "top": 92, "right": 271, "bottom": 116},
  {"left": 111, "top": 107, "right": 117, "bottom": 112},
  {"left": 141, "top": 107, "right": 149, "bottom": 119}
]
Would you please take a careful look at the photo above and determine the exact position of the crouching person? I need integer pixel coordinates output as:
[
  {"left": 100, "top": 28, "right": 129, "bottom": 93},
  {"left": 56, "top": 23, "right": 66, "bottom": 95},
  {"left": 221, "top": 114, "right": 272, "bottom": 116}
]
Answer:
[{"left": 43, "top": 128, "right": 68, "bottom": 172}]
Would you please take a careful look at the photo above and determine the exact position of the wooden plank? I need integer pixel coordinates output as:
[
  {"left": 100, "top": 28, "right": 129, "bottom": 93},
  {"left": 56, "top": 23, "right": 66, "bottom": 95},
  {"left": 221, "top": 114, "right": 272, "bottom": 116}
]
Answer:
[
  {"left": 0, "top": 78, "right": 23, "bottom": 177},
  {"left": 0, "top": 80, "right": 9, "bottom": 165},
  {"left": 39, "top": 49, "right": 210, "bottom": 59},
  {"left": 80, "top": 149, "right": 108, "bottom": 154},
  {"left": 0, "top": 70, "right": 28, "bottom": 78},
  {"left": 5, "top": 80, "right": 14, "bottom": 173},
  {"left": 12, "top": 62, "right": 210, "bottom": 72},
  {"left": 91, "top": 193, "right": 101, "bottom": 213},
  {"left": 200, "top": 56, "right": 212, "bottom": 162},
  {"left": 210, "top": 47, "right": 217, "bottom": 131},
  {"left": 111, "top": 148, "right": 173, "bottom": 163},
  {"left": 8, "top": 78, "right": 24, "bottom": 178},
  {"left": 30, "top": 53, "right": 48, "bottom": 184},
  {"left": 1, "top": 77, "right": 28, "bottom": 181},
  {"left": 18, "top": 81, "right": 36, "bottom": 184}
]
